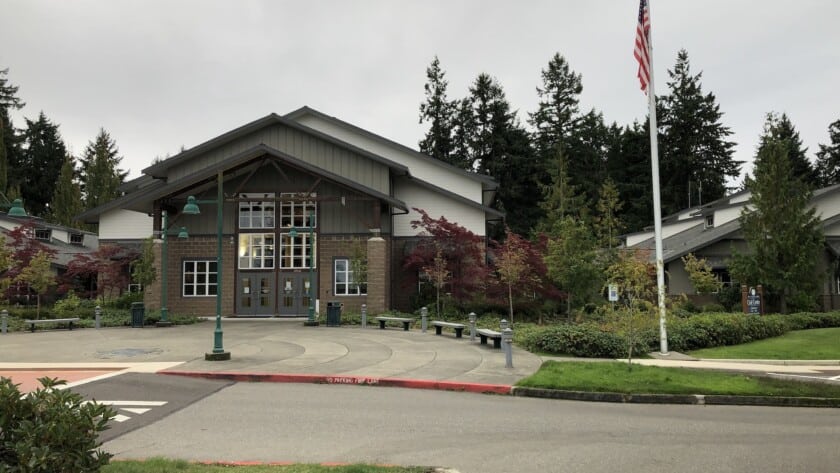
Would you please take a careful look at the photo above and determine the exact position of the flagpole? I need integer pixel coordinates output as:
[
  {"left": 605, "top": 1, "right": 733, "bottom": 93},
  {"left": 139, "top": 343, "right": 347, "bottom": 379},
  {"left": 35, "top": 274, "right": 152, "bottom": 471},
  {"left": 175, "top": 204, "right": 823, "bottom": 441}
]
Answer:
[{"left": 644, "top": 1, "right": 669, "bottom": 355}]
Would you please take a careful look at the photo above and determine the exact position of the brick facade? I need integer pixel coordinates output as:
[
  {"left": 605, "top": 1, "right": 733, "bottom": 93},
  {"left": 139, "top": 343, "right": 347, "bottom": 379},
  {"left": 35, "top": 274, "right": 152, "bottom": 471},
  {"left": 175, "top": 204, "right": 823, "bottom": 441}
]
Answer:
[
  {"left": 317, "top": 234, "right": 390, "bottom": 316},
  {"left": 145, "top": 236, "right": 237, "bottom": 317}
]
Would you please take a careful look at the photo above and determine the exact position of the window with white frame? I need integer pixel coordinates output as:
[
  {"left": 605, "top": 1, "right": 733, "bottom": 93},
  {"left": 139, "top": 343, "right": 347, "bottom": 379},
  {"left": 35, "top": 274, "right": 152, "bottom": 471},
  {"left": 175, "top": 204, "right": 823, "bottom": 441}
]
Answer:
[
  {"left": 238, "top": 193, "right": 275, "bottom": 229},
  {"left": 183, "top": 260, "right": 218, "bottom": 296},
  {"left": 334, "top": 258, "right": 366, "bottom": 295},
  {"left": 238, "top": 233, "right": 275, "bottom": 269},
  {"left": 70, "top": 233, "right": 84, "bottom": 245},
  {"left": 279, "top": 193, "right": 316, "bottom": 229},
  {"left": 34, "top": 229, "right": 51, "bottom": 241},
  {"left": 280, "top": 232, "right": 316, "bottom": 269}
]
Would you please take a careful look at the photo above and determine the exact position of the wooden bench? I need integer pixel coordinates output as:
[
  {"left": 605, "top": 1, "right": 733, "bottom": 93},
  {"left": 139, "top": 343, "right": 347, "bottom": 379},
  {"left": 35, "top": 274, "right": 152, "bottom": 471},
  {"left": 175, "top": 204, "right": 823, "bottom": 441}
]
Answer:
[
  {"left": 476, "top": 328, "right": 502, "bottom": 349},
  {"left": 24, "top": 317, "right": 80, "bottom": 333},
  {"left": 375, "top": 316, "right": 414, "bottom": 331},
  {"left": 431, "top": 320, "right": 466, "bottom": 338}
]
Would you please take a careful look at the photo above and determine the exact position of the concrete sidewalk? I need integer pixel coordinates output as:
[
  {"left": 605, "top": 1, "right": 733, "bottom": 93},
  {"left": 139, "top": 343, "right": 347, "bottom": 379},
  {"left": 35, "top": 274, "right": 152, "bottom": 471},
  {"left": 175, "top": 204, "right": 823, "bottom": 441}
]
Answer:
[
  {"left": 1, "top": 319, "right": 837, "bottom": 393},
  {"left": 0, "top": 319, "right": 541, "bottom": 387}
]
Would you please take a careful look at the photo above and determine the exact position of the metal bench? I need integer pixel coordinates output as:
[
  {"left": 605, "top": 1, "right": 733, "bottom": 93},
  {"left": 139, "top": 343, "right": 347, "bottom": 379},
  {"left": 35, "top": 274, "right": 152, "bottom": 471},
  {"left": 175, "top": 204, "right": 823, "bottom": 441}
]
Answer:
[
  {"left": 375, "top": 316, "right": 414, "bottom": 331},
  {"left": 476, "top": 328, "right": 502, "bottom": 349},
  {"left": 431, "top": 320, "right": 466, "bottom": 338},
  {"left": 23, "top": 317, "right": 80, "bottom": 332}
]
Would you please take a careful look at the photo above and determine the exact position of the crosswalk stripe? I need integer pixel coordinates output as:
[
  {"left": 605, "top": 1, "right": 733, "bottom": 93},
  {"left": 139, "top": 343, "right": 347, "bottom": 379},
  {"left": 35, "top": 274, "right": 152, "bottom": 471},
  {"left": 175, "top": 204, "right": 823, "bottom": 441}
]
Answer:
[
  {"left": 91, "top": 400, "right": 168, "bottom": 406},
  {"left": 113, "top": 414, "right": 131, "bottom": 423},
  {"left": 121, "top": 407, "right": 151, "bottom": 415}
]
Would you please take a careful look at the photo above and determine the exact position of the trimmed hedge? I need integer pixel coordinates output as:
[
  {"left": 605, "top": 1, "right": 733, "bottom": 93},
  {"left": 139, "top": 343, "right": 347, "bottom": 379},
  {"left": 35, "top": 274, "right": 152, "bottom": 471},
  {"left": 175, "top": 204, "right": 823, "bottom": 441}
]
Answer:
[{"left": 523, "top": 312, "right": 840, "bottom": 358}]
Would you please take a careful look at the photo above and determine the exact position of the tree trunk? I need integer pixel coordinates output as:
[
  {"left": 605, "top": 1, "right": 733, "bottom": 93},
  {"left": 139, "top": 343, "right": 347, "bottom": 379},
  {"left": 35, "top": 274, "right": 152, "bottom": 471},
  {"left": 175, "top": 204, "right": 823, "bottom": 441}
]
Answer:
[{"left": 508, "top": 284, "right": 514, "bottom": 326}]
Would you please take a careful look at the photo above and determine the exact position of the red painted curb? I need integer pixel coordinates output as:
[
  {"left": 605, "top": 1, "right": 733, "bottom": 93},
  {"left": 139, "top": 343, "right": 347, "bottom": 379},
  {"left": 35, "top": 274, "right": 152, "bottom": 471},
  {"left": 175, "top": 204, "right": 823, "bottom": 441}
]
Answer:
[{"left": 160, "top": 370, "right": 512, "bottom": 395}]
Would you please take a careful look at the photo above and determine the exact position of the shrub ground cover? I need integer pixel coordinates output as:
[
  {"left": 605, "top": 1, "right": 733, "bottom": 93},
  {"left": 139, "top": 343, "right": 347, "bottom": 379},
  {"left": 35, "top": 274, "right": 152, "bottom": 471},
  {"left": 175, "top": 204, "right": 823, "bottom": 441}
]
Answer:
[
  {"left": 688, "top": 327, "right": 840, "bottom": 359},
  {"left": 517, "top": 361, "right": 840, "bottom": 398}
]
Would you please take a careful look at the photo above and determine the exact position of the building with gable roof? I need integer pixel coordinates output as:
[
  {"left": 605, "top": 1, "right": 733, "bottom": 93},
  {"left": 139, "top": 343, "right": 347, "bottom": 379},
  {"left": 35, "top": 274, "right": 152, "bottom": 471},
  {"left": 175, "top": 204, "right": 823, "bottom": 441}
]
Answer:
[
  {"left": 624, "top": 184, "right": 840, "bottom": 310},
  {"left": 78, "top": 107, "right": 501, "bottom": 317}
]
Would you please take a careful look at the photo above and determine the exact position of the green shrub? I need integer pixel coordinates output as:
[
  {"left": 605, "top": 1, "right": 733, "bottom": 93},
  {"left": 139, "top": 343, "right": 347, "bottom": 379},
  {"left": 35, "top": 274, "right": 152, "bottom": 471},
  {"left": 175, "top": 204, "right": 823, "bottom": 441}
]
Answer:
[
  {"left": 521, "top": 323, "right": 648, "bottom": 358},
  {"left": 701, "top": 303, "right": 726, "bottom": 313},
  {"left": 110, "top": 291, "right": 144, "bottom": 310},
  {"left": 0, "top": 377, "right": 115, "bottom": 472}
]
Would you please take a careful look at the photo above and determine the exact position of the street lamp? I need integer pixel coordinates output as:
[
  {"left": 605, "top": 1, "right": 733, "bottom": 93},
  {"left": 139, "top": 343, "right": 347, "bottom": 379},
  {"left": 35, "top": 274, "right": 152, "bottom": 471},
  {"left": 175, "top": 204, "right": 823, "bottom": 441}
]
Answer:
[
  {"left": 6, "top": 199, "right": 27, "bottom": 218},
  {"left": 158, "top": 209, "right": 188, "bottom": 327},
  {"left": 289, "top": 208, "right": 317, "bottom": 326},
  {"left": 182, "top": 171, "right": 231, "bottom": 361}
]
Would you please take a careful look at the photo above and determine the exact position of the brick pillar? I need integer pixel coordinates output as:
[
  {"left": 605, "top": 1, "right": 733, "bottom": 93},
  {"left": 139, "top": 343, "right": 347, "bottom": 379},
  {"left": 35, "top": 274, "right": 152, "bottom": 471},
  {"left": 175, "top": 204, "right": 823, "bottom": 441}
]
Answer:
[
  {"left": 143, "top": 239, "right": 163, "bottom": 311},
  {"left": 367, "top": 235, "right": 386, "bottom": 314}
]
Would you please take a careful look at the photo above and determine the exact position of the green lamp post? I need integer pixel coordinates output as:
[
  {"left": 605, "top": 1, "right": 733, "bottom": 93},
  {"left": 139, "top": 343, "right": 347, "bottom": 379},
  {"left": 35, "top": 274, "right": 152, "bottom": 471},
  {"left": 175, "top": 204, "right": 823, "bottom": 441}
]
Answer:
[
  {"left": 158, "top": 209, "right": 188, "bottom": 327},
  {"left": 182, "top": 171, "right": 231, "bottom": 360},
  {"left": 289, "top": 208, "right": 317, "bottom": 326},
  {"left": 7, "top": 199, "right": 27, "bottom": 218}
]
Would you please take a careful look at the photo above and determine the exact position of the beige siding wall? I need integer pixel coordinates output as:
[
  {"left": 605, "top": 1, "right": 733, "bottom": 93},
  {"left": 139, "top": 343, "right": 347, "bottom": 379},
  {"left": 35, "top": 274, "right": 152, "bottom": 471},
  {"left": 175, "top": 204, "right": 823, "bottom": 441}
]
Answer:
[
  {"left": 292, "top": 114, "right": 484, "bottom": 204},
  {"left": 100, "top": 209, "right": 153, "bottom": 240},
  {"left": 393, "top": 180, "right": 486, "bottom": 237},
  {"left": 167, "top": 124, "right": 390, "bottom": 195}
]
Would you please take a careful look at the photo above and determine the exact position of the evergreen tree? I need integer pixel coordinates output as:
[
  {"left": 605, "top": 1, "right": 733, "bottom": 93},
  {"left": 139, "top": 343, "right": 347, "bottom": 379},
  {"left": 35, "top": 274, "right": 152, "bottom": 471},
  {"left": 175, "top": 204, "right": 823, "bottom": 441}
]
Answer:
[
  {"left": 49, "top": 154, "right": 84, "bottom": 228},
  {"left": 594, "top": 178, "right": 624, "bottom": 250},
  {"left": 80, "top": 128, "right": 127, "bottom": 211},
  {"left": 455, "top": 74, "right": 542, "bottom": 236},
  {"left": 658, "top": 50, "right": 739, "bottom": 214},
  {"left": 815, "top": 119, "right": 840, "bottom": 187},
  {"left": 0, "top": 68, "right": 25, "bottom": 196},
  {"left": 564, "top": 109, "right": 611, "bottom": 205},
  {"left": 730, "top": 139, "right": 824, "bottom": 313},
  {"left": 528, "top": 53, "right": 582, "bottom": 160},
  {"left": 418, "top": 56, "right": 459, "bottom": 167},
  {"left": 538, "top": 146, "right": 588, "bottom": 231},
  {"left": 606, "top": 122, "right": 653, "bottom": 233},
  {"left": 19, "top": 112, "right": 66, "bottom": 217},
  {"left": 544, "top": 216, "right": 601, "bottom": 315},
  {"left": 758, "top": 112, "right": 816, "bottom": 187}
]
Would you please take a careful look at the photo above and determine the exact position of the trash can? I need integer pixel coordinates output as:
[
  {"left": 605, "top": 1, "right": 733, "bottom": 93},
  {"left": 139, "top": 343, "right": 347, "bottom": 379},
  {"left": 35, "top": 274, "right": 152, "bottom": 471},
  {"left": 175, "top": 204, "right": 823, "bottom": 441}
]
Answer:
[
  {"left": 326, "top": 301, "right": 342, "bottom": 327},
  {"left": 130, "top": 302, "right": 145, "bottom": 328}
]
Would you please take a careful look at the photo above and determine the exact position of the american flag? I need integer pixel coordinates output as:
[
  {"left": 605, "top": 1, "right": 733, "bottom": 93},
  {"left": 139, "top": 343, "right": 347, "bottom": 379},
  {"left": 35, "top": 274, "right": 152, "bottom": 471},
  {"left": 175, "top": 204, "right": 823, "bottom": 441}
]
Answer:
[{"left": 634, "top": 0, "right": 651, "bottom": 94}]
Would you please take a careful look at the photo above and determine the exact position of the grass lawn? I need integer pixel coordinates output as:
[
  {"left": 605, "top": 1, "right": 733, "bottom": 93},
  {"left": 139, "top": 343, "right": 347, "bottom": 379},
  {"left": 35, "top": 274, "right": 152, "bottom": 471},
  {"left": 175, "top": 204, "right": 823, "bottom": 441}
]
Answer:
[
  {"left": 517, "top": 360, "right": 840, "bottom": 398},
  {"left": 688, "top": 327, "right": 840, "bottom": 360},
  {"left": 103, "top": 458, "right": 430, "bottom": 473}
]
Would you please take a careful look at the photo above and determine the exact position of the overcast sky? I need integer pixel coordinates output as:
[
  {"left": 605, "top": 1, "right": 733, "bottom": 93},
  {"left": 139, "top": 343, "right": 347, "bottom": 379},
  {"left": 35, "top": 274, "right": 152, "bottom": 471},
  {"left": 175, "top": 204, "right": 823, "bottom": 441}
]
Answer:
[{"left": 2, "top": 0, "right": 838, "bottom": 187}]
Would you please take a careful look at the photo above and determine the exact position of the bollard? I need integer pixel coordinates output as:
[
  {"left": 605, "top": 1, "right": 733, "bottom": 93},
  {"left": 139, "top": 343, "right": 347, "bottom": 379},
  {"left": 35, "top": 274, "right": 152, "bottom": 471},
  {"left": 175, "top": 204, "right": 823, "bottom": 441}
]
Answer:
[
  {"left": 1, "top": 309, "right": 7, "bottom": 334},
  {"left": 500, "top": 319, "right": 509, "bottom": 331},
  {"left": 361, "top": 304, "right": 367, "bottom": 329},
  {"left": 468, "top": 312, "right": 477, "bottom": 341},
  {"left": 95, "top": 305, "right": 102, "bottom": 330},
  {"left": 502, "top": 327, "right": 513, "bottom": 368},
  {"left": 421, "top": 306, "right": 428, "bottom": 333}
]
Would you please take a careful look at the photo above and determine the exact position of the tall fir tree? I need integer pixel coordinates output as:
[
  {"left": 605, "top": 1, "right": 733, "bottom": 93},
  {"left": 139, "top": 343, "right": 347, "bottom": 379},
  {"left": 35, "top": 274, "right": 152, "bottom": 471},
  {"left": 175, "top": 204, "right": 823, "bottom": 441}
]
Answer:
[
  {"left": 538, "top": 146, "right": 588, "bottom": 231},
  {"left": 757, "top": 112, "right": 816, "bottom": 187},
  {"left": 418, "top": 56, "right": 459, "bottom": 168},
  {"left": 730, "top": 139, "right": 824, "bottom": 313},
  {"left": 454, "top": 74, "right": 543, "bottom": 236},
  {"left": 594, "top": 177, "right": 624, "bottom": 250},
  {"left": 80, "top": 128, "right": 127, "bottom": 211},
  {"left": 528, "top": 53, "right": 582, "bottom": 160},
  {"left": 815, "top": 119, "right": 840, "bottom": 187},
  {"left": 19, "top": 112, "right": 66, "bottom": 217},
  {"left": 658, "top": 50, "right": 739, "bottom": 214},
  {"left": 0, "top": 68, "right": 25, "bottom": 196},
  {"left": 564, "top": 109, "right": 610, "bottom": 205},
  {"left": 49, "top": 154, "right": 84, "bottom": 228},
  {"left": 605, "top": 122, "right": 653, "bottom": 233}
]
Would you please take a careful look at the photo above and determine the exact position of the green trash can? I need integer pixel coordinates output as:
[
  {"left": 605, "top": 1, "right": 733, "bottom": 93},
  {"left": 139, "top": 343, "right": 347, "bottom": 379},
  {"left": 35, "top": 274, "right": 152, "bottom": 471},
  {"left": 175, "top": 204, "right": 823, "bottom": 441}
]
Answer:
[
  {"left": 130, "top": 302, "right": 145, "bottom": 328},
  {"left": 326, "top": 301, "right": 342, "bottom": 327}
]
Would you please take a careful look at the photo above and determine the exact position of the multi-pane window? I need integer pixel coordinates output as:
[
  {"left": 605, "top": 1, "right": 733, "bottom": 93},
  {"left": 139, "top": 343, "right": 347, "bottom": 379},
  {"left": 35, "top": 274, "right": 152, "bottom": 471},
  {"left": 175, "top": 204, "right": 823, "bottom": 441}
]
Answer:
[
  {"left": 334, "top": 258, "right": 366, "bottom": 295},
  {"left": 238, "top": 233, "right": 275, "bottom": 269},
  {"left": 279, "top": 193, "right": 316, "bottom": 229},
  {"left": 34, "top": 229, "right": 51, "bottom": 241},
  {"left": 183, "top": 260, "right": 218, "bottom": 296},
  {"left": 70, "top": 233, "right": 84, "bottom": 245},
  {"left": 239, "top": 194, "right": 275, "bottom": 229},
  {"left": 280, "top": 233, "right": 316, "bottom": 269}
]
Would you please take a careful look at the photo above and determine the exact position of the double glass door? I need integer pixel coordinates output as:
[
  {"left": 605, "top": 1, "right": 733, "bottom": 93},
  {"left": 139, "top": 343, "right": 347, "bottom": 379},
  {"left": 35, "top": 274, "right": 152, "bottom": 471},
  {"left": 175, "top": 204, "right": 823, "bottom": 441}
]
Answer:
[
  {"left": 278, "top": 273, "right": 313, "bottom": 316},
  {"left": 237, "top": 272, "right": 313, "bottom": 316}
]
